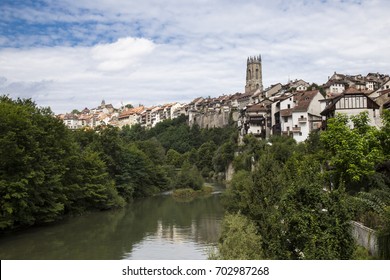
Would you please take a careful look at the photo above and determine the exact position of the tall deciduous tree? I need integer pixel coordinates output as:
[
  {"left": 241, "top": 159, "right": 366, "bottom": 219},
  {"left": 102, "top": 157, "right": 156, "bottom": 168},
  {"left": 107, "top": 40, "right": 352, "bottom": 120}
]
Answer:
[{"left": 320, "top": 112, "right": 384, "bottom": 190}]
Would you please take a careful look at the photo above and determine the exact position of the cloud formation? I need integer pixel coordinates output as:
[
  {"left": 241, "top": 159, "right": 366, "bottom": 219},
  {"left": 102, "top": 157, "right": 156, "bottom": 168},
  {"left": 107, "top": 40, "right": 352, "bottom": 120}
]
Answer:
[{"left": 0, "top": 0, "right": 389, "bottom": 113}]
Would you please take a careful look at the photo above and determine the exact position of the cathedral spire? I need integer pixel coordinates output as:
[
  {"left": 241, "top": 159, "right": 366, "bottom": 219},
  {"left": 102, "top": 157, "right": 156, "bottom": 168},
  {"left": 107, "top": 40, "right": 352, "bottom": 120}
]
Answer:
[{"left": 245, "top": 54, "right": 263, "bottom": 93}]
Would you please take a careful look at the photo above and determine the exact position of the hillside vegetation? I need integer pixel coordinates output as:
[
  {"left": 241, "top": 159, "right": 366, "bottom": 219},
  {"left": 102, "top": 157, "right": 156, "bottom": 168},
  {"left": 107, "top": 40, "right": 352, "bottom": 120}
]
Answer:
[{"left": 0, "top": 96, "right": 236, "bottom": 231}]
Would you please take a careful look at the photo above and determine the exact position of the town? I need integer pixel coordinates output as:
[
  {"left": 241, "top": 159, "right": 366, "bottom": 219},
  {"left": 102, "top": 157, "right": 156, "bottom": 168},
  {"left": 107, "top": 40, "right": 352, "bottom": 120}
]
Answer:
[{"left": 58, "top": 55, "right": 390, "bottom": 142}]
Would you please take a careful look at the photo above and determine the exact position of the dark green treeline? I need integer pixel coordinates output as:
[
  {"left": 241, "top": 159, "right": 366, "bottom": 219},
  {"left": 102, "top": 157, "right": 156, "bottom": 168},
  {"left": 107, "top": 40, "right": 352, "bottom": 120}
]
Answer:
[
  {"left": 216, "top": 111, "right": 390, "bottom": 259},
  {"left": 0, "top": 96, "right": 237, "bottom": 232}
]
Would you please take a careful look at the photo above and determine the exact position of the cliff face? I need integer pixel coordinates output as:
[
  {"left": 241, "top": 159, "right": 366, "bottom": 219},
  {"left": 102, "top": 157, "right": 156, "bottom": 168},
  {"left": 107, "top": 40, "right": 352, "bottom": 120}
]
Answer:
[{"left": 189, "top": 110, "right": 239, "bottom": 129}]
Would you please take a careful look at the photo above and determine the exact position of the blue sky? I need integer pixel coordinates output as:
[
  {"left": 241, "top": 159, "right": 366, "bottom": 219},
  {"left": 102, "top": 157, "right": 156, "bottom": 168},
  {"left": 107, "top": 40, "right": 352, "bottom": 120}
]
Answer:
[{"left": 1, "top": 0, "right": 389, "bottom": 113}]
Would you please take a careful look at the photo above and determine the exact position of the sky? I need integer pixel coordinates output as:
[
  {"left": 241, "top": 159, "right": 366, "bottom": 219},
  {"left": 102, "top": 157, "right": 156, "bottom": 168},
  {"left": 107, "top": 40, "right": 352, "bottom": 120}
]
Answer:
[{"left": 0, "top": 0, "right": 389, "bottom": 114}]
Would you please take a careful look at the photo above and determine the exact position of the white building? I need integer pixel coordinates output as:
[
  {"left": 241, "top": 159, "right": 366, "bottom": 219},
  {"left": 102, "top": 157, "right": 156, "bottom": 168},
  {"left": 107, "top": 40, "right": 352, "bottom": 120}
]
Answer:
[
  {"left": 63, "top": 113, "right": 80, "bottom": 130},
  {"left": 321, "top": 87, "right": 382, "bottom": 128},
  {"left": 278, "top": 90, "right": 323, "bottom": 142}
]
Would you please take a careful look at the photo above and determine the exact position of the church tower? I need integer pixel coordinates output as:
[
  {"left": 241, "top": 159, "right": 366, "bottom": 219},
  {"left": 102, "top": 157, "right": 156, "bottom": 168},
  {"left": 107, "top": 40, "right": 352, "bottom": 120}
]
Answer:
[{"left": 245, "top": 55, "right": 263, "bottom": 93}]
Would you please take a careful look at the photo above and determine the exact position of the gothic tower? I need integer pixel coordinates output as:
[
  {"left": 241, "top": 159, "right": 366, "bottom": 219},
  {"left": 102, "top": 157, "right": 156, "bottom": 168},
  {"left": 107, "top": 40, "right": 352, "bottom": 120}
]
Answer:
[{"left": 245, "top": 55, "right": 263, "bottom": 93}]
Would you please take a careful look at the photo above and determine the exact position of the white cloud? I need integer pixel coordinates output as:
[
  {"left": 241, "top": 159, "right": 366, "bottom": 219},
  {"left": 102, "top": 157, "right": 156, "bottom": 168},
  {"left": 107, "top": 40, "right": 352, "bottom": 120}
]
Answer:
[
  {"left": 91, "top": 37, "right": 155, "bottom": 72},
  {"left": 1, "top": 0, "right": 390, "bottom": 113}
]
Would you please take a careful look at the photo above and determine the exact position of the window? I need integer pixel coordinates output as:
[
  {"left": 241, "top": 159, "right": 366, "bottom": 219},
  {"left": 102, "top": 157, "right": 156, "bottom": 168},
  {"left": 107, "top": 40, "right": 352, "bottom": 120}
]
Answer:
[
  {"left": 287, "top": 104, "right": 291, "bottom": 109},
  {"left": 284, "top": 117, "right": 288, "bottom": 122},
  {"left": 256, "top": 69, "right": 259, "bottom": 79}
]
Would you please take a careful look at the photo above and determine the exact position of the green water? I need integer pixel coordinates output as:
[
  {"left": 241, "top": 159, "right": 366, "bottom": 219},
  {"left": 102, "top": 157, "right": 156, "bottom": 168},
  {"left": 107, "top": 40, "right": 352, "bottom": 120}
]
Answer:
[{"left": 0, "top": 187, "right": 225, "bottom": 260}]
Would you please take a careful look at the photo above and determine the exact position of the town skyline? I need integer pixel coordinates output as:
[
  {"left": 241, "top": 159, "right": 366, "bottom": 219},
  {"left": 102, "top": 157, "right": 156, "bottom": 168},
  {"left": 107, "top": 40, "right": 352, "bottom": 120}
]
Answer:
[{"left": 1, "top": 0, "right": 390, "bottom": 114}]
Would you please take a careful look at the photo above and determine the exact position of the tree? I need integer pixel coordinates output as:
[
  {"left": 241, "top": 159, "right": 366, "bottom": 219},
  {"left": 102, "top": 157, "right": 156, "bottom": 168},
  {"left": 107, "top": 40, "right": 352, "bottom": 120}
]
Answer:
[
  {"left": 62, "top": 146, "right": 124, "bottom": 213},
  {"left": 216, "top": 213, "right": 264, "bottom": 259},
  {"left": 173, "top": 161, "right": 204, "bottom": 191},
  {"left": 166, "top": 149, "right": 184, "bottom": 168},
  {"left": 135, "top": 137, "right": 166, "bottom": 166},
  {"left": 196, "top": 141, "right": 217, "bottom": 176},
  {"left": 0, "top": 97, "right": 70, "bottom": 229},
  {"left": 320, "top": 112, "right": 384, "bottom": 190},
  {"left": 280, "top": 182, "right": 354, "bottom": 259},
  {"left": 222, "top": 170, "right": 253, "bottom": 212},
  {"left": 212, "top": 140, "right": 235, "bottom": 173}
]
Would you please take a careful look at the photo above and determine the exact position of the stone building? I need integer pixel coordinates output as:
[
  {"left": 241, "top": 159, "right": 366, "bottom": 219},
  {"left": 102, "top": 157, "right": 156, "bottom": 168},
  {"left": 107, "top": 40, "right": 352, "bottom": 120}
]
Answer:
[{"left": 245, "top": 55, "right": 263, "bottom": 93}]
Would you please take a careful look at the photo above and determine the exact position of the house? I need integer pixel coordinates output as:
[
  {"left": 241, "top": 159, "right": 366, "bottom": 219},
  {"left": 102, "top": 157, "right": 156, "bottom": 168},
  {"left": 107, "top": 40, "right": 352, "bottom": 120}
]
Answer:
[
  {"left": 373, "top": 89, "right": 390, "bottom": 112},
  {"left": 264, "top": 83, "right": 283, "bottom": 98},
  {"left": 117, "top": 106, "right": 144, "bottom": 128},
  {"left": 170, "top": 102, "right": 184, "bottom": 119},
  {"left": 323, "top": 80, "right": 348, "bottom": 97},
  {"left": 237, "top": 92, "right": 252, "bottom": 109},
  {"left": 245, "top": 103, "right": 270, "bottom": 139},
  {"left": 288, "top": 79, "right": 311, "bottom": 92},
  {"left": 290, "top": 90, "right": 323, "bottom": 142},
  {"left": 271, "top": 93, "right": 293, "bottom": 136},
  {"left": 63, "top": 113, "right": 80, "bottom": 130},
  {"left": 321, "top": 87, "right": 381, "bottom": 128},
  {"left": 276, "top": 90, "right": 323, "bottom": 142}
]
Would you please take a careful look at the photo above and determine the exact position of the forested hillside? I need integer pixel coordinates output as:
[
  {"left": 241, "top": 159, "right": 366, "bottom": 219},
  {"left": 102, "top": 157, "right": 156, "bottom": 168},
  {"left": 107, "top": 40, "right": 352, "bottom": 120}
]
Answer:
[
  {"left": 0, "top": 96, "right": 236, "bottom": 231},
  {"left": 216, "top": 111, "right": 390, "bottom": 259},
  {"left": 2, "top": 96, "right": 390, "bottom": 259}
]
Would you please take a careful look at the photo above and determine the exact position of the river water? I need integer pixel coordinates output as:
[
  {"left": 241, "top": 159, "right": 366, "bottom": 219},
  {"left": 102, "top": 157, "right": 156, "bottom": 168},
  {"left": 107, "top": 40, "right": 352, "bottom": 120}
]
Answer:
[{"left": 0, "top": 184, "right": 225, "bottom": 260}]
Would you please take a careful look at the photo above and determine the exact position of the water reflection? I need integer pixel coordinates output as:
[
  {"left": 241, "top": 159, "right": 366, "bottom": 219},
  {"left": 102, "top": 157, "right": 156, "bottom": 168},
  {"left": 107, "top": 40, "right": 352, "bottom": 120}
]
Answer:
[{"left": 0, "top": 189, "right": 224, "bottom": 260}]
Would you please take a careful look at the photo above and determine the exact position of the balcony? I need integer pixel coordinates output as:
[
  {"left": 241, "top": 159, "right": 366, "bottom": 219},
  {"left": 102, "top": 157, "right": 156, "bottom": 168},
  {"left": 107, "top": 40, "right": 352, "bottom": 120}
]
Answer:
[
  {"left": 292, "top": 126, "right": 301, "bottom": 132},
  {"left": 298, "top": 117, "right": 307, "bottom": 123}
]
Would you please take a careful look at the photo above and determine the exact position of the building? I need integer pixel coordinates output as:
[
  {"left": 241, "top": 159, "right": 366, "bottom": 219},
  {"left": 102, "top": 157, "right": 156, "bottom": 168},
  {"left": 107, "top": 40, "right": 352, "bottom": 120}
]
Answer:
[
  {"left": 321, "top": 87, "right": 381, "bottom": 128},
  {"left": 117, "top": 106, "right": 144, "bottom": 128},
  {"left": 244, "top": 103, "right": 271, "bottom": 139},
  {"left": 273, "top": 90, "right": 323, "bottom": 142},
  {"left": 63, "top": 113, "right": 80, "bottom": 130},
  {"left": 245, "top": 55, "right": 263, "bottom": 93}
]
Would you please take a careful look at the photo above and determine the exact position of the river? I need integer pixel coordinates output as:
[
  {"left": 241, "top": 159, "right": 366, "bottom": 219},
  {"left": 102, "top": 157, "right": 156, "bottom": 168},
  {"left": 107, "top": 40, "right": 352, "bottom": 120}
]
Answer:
[{"left": 0, "top": 183, "right": 225, "bottom": 260}]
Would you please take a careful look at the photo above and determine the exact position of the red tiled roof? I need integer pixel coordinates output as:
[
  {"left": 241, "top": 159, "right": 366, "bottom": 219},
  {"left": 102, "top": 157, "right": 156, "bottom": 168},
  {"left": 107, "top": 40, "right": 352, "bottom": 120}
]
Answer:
[
  {"left": 118, "top": 106, "right": 144, "bottom": 119},
  {"left": 293, "top": 90, "right": 320, "bottom": 112},
  {"left": 247, "top": 104, "right": 267, "bottom": 112},
  {"left": 280, "top": 109, "right": 293, "bottom": 117}
]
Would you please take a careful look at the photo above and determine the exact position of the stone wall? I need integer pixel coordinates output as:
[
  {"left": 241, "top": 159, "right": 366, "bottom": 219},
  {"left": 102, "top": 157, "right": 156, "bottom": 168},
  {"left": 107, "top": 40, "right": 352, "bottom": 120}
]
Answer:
[
  {"left": 189, "top": 110, "right": 239, "bottom": 129},
  {"left": 189, "top": 111, "right": 229, "bottom": 128},
  {"left": 351, "top": 221, "right": 378, "bottom": 256}
]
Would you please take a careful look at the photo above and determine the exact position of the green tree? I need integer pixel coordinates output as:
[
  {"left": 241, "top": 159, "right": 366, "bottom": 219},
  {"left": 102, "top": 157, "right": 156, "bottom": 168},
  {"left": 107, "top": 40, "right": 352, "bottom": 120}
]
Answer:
[
  {"left": 321, "top": 112, "right": 384, "bottom": 190},
  {"left": 135, "top": 137, "right": 166, "bottom": 166},
  {"left": 62, "top": 147, "right": 125, "bottom": 213},
  {"left": 173, "top": 161, "right": 204, "bottom": 190},
  {"left": 212, "top": 140, "right": 236, "bottom": 173},
  {"left": 196, "top": 141, "right": 217, "bottom": 176},
  {"left": 0, "top": 97, "right": 70, "bottom": 229},
  {"left": 281, "top": 182, "right": 354, "bottom": 259},
  {"left": 216, "top": 213, "right": 264, "bottom": 260},
  {"left": 222, "top": 170, "right": 253, "bottom": 212},
  {"left": 166, "top": 149, "right": 184, "bottom": 168}
]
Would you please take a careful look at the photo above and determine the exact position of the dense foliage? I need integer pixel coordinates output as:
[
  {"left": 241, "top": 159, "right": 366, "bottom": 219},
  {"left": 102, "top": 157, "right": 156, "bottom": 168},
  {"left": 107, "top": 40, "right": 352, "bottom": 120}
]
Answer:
[
  {"left": 0, "top": 96, "right": 237, "bottom": 231},
  {"left": 3, "top": 95, "right": 389, "bottom": 259},
  {"left": 220, "top": 111, "right": 390, "bottom": 259}
]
